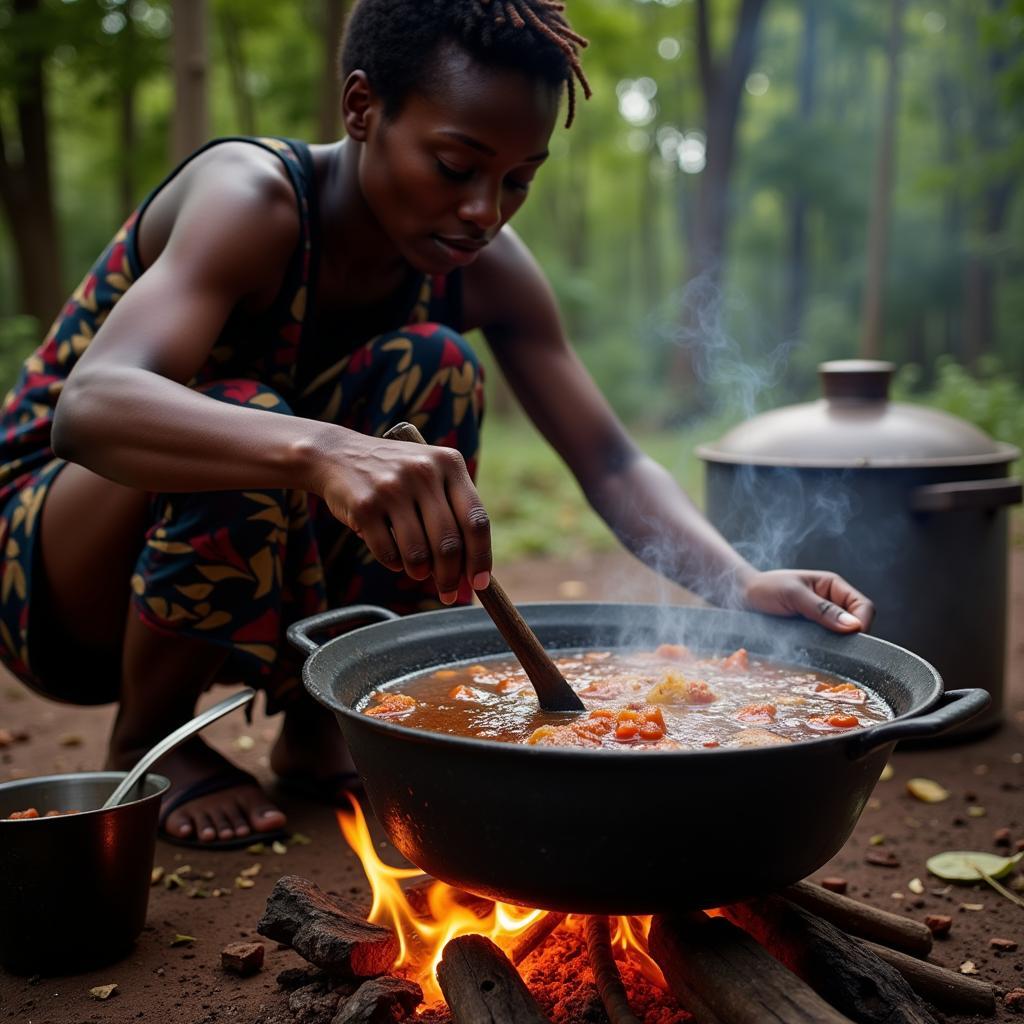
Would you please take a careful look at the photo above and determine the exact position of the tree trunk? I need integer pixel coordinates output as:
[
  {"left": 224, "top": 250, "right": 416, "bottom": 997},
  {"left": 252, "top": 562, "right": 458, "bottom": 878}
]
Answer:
[
  {"left": 858, "top": 0, "right": 905, "bottom": 360},
  {"left": 784, "top": 0, "right": 818, "bottom": 343},
  {"left": 172, "top": 0, "right": 210, "bottom": 163},
  {"left": 670, "top": 0, "right": 768, "bottom": 398},
  {"left": 318, "top": 0, "right": 348, "bottom": 142},
  {"left": 0, "top": 0, "right": 63, "bottom": 328},
  {"left": 220, "top": 9, "right": 256, "bottom": 136}
]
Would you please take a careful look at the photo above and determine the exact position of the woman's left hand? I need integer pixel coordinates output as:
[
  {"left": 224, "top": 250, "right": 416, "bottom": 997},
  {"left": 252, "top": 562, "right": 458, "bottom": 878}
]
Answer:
[{"left": 741, "top": 569, "right": 875, "bottom": 633}]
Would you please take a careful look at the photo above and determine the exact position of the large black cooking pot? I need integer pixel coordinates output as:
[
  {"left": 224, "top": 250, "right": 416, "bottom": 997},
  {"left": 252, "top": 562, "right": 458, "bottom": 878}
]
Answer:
[
  {"left": 290, "top": 602, "right": 988, "bottom": 915},
  {"left": 698, "top": 360, "right": 1021, "bottom": 738}
]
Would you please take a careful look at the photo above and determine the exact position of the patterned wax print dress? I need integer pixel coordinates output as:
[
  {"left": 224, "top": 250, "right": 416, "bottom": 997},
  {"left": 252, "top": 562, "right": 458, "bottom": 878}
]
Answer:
[{"left": 0, "top": 137, "right": 485, "bottom": 710}]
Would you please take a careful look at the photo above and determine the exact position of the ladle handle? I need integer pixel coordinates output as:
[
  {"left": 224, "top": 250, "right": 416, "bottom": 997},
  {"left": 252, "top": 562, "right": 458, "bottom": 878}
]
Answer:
[
  {"left": 382, "top": 422, "right": 584, "bottom": 712},
  {"left": 101, "top": 688, "right": 256, "bottom": 809}
]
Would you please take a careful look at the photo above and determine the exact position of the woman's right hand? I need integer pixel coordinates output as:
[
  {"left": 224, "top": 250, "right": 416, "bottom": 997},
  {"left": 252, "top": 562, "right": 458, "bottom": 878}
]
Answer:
[{"left": 317, "top": 431, "right": 492, "bottom": 604}]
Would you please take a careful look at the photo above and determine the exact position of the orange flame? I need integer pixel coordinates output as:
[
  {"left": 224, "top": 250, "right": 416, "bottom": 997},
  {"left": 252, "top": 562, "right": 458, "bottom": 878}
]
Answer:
[{"left": 336, "top": 798, "right": 545, "bottom": 1002}]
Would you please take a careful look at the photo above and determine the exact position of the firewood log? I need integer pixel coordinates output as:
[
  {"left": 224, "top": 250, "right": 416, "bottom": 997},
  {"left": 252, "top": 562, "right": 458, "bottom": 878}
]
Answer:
[
  {"left": 649, "top": 911, "right": 854, "bottom": 1024},
  {"left": 436, "top": 934, "right": 551, "bottom": 1024}
]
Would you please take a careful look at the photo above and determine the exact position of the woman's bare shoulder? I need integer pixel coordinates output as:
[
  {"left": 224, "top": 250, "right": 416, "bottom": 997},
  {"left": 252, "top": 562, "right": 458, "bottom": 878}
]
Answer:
[{"left": 137, "top": 141, "right": 301, "bottom": 278}]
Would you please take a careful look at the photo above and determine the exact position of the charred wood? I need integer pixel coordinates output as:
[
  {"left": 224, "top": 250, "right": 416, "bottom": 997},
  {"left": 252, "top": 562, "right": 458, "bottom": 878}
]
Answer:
[
  {"left": 583, "top": 916, "right": 641, "bottom": 1024},
  {"left": 721, "top": 896, "right": 937, "bottom": 1024},
  {"left": 332, "top": 977, "right": 423, "bottom": 1023},
  {"left": 784, "top": 879, "right": 933, "bottom": 955},
  {"left": 436, "top": 934, "right": 551, "bottom": 1024},
  {"left": 258, "top": 875, "right": 398, "bottom": 979},
  {"left": 649, "top": 911, "right": 854, "bottom": 1024},
  {"left": 505, "top": 912, "right": 567, "bottom": 966},
  {"left": 861, "top": 940, "right": 996, "bottom": 1017}
]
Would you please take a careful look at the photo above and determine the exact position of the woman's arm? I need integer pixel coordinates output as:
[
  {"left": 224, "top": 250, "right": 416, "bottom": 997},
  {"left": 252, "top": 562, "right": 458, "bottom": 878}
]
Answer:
[
  {"left": 52, "top": 153, "right": 491, "bottom": 603},
  {"left": 463, "top": 228, "right": 874, "bottom": 631}
]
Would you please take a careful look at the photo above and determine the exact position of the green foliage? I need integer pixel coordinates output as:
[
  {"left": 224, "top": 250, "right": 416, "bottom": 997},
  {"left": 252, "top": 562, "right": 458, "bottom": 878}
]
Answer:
[
  {"left": 476, "top": 413, "right": 728, "bottom": 562},
  {"left": 0, "top": 315, "right": 38, "bottom": 393},
  {"left": 894, "top": 357, "right": 1024, "bottom": 454}
]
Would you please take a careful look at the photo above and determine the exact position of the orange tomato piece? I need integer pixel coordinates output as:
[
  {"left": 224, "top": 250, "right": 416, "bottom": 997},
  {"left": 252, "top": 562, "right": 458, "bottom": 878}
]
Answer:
[
  {"left": 615, "top": 722, "right": 640, "bottom": 741},
  {"left": 737, "top": 702, "right": 776, "bottom": 723},
  {"left": 9, "top": 808, "right": 39, "bottom": 819},
  {"left": 639, "top": 719, "right": 665, "bottom": 740},
  {"left": 702, "top": 740, "right": 720, "bottom": 749},
  {"left": 448, "top": 685, "right": 478, "bottom": 701},
  {"left": 434, "top": 669, "right": 458, "bottom": 679},
  {"left": 589, "top": 709, "right": 615, "bottom": 720},
  {"left": 496, "top": 677, "right": 524, "bottom": 693},
  {"left": 826, "top": 713, "right": 860, "bottom": 729}
]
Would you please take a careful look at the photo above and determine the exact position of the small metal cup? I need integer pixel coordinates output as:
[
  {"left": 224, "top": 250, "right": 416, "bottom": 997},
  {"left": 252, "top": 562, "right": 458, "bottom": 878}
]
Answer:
[{"left": 0, "top": 771, "right": 170, "bottom": 974}]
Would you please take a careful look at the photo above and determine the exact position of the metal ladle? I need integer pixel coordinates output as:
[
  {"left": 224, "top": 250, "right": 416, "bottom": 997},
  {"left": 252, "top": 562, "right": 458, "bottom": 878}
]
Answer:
[
  {"left": 101, "top": 688, "right": 256, "bottom": 808},
  {"left": 382, "top": 422, "right": 585, "bottom": 712}
]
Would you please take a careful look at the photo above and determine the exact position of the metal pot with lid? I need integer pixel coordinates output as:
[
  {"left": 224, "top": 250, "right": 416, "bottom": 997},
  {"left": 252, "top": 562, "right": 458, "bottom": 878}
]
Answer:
[{"left": 697, "top": 359, "right": 1022, "bottom": 737}]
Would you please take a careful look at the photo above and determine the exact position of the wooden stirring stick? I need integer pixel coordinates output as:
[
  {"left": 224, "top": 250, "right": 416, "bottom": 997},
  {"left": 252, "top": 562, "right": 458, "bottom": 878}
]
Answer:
[{"left": 382, "top": 422, "right": 585, "bottom": 712}]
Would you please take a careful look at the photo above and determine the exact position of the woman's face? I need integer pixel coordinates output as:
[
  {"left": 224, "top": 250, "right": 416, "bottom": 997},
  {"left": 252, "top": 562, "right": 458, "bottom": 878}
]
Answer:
[{"left": 350, "top": 44, "right": 561, "bottom": 273}]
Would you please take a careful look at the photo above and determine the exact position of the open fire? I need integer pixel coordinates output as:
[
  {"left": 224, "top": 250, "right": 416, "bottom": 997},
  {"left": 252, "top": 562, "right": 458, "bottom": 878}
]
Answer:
[
  {"left": 335, "top": 797, "right": 667, "bottom": 1006},
  {"left": 247, "top": 795, "right": 1001, "bottom": 1022}
]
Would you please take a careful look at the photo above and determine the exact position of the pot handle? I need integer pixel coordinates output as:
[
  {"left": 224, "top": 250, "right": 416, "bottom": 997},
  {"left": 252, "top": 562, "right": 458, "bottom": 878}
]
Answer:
[
  {"left": 846, "top": 688, "right": 991, "bottom": 759},
  {"left": 287, "top": 605, "right": 400, "bottom": 656},
  {"left": 910, "top": 478, "right": 1022, "bottom": 512}
]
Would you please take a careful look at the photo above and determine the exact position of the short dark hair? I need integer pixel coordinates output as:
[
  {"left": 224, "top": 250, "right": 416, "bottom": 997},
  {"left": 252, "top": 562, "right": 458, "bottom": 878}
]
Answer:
[{"left": 340, "top": 0, "right": 591, "bottom": 127}]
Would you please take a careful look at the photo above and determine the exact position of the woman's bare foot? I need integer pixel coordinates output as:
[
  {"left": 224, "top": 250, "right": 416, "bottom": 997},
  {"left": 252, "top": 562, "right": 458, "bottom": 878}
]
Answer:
[{"left": 108, "top": 737, "right": 287, "bottom": 844}]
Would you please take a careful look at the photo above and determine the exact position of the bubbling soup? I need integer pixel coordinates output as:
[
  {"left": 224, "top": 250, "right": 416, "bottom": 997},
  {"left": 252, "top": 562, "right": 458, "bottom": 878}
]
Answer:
[{"left": 357, "top": 644, "right": 891, "bottom": 750}]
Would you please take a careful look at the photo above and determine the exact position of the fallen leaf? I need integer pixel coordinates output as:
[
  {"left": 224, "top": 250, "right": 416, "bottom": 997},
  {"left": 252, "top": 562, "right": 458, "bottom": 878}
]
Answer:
[
  {"left": 89, "top": 984, "right": 118, "bottom": 1000},
  {"left": 927, "top": 850, "right": 1023, "bottom": 882},
  {"left": 907, "top": 778, "right": 949, "bottom": 803},
  {"left": 235, "top": 877, "right": 255, "bottom": 889},
  {"left": 960, "top": 961, "right": 978, "bottom": 975},
  {"left": 245, "top": 842, "right": 266, "bottom": 855},
  {"left": 239, "top": 863, "right": 261, "bottom": 878},
  {"left": 170, "top": 934, "right": 195, "bottom": 947},
  {"left": 186, "top": 887, "right": 208, "bottom": 899},
  {"left": 908, "top": 878, "right": 924, "bottom": 895},
  {"left": 58, "top": 733, "right": 83, "bottom": 748},
  {"left": 869, "top": 833, "right": 886, "bottom": 846},
  {"left": 151, "top": 867, "right": 164, "bottom": 886},
  {"left": 288, "top": 833, "right": 312, "bottom": 846},
  {"left": 960, "top": 903, "right": 985, "bottom": 911},
  {"left": 967, "top": 806, "right": 987, "bottom": 818},
  {"left": 271, "top": 840, "right": 288, "bottom": 855},
  {"left": 879, "top": 763, "right": 894, "bottom": 782},
  {"left": 164, "top": 873, "right": 185, "bottom": 890}
]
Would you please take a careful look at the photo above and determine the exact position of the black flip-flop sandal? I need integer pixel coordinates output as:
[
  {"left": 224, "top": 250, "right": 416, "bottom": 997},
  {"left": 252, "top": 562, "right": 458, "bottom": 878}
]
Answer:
[{"left": 158, "top": 766, "right": 290, "bottom": 850}]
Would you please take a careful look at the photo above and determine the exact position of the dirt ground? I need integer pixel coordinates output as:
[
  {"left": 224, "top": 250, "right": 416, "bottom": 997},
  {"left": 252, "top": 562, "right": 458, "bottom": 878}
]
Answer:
[{"left": 1, "top": 550, "right": 1022, "bottom": 1024}]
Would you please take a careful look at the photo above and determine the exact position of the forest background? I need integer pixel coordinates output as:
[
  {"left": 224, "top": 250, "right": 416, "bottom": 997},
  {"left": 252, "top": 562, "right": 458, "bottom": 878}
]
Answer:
[{"left": 1, "top": 0, "right": 1022, "bottom": 560}]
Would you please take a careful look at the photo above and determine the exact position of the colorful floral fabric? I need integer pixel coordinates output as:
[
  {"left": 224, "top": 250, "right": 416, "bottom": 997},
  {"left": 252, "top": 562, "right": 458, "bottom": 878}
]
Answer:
[{"left": 0, "top": 137, "right": 478, "bottom": 706}]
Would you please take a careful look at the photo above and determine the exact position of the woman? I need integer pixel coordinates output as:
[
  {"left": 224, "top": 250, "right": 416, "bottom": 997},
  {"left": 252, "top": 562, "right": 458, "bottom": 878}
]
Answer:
[{"left": 0, "top": 0, "right": 873, "bottom": 847}]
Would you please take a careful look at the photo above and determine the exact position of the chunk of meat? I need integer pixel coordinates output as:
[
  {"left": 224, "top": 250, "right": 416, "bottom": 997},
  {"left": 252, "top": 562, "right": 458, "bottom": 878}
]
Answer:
[
  {"left": 647, "top": 673, "right": 717, "bottom": 705},
  {"left": 721, "top": 648, "right": 749, "bottom": 670},
  {"left": 655, "top": 643, "right": 692, "bottom": 661},
  {"left": 365, "top": 692, "right": 418, "bottom": 718},
  {"left": 7, "top": 808, "right": 40, "bottom": 819},
  {"left": 731, "top": 727, "right": 791, "bottom": 747},
  {"left": 814, "top": 682, "right": 867, "bottom": 704},
  {"left": 736, "top": 702, "right": 776, "bottom": 723},
  {"left": 614, "top": 704, "right": 666, "bottom": 742}
]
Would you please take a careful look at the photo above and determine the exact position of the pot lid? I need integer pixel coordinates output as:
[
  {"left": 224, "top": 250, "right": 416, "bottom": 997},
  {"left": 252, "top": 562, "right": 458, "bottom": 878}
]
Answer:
[{"left": 697, "top": 360, "right": 1020, "bottom": 469}]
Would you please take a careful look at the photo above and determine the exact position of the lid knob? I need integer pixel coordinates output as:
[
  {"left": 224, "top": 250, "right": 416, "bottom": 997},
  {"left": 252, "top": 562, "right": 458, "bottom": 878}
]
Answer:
[{"left": 819, "top": 359, "right": 895, "bottom": 401}]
